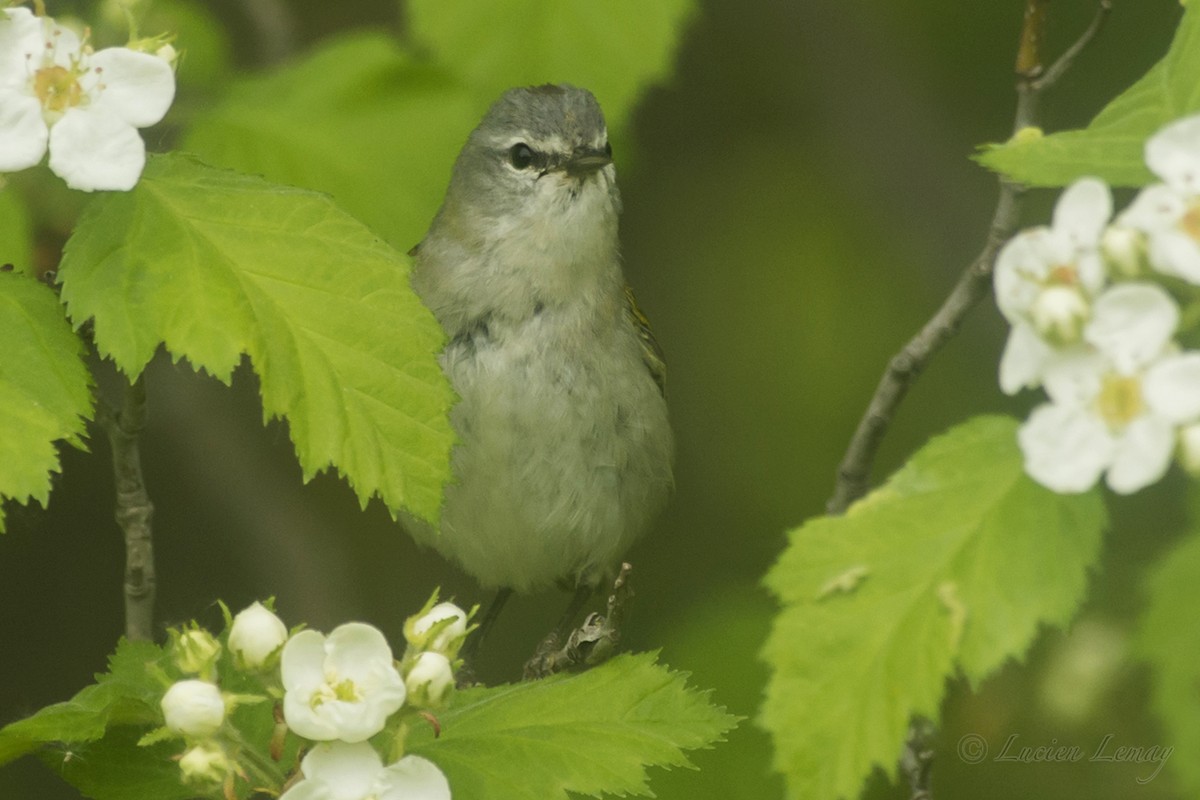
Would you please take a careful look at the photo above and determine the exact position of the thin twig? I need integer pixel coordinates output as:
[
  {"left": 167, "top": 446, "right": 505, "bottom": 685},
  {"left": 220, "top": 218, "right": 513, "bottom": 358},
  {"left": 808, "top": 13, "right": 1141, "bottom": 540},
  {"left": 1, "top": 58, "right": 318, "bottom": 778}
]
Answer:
[
  {"left": 825, "top": 0, "right": 1109, "bottom": 517},
  {"left": 822, "top": 3, "right": 1112, "bottom": 799},
  {"left": 100, "top": 374, "right": 157, "bottom": 641},
  {"left": 243, "top": 0, "right": 298, "bottom": 66}
]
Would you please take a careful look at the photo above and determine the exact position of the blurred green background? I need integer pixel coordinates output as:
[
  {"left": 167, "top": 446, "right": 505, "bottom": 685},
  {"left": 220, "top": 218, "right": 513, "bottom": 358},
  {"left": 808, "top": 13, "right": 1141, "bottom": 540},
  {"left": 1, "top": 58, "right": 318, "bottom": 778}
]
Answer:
[{"left": 0, "top": 0, "right": 1192, "bottom": 797}]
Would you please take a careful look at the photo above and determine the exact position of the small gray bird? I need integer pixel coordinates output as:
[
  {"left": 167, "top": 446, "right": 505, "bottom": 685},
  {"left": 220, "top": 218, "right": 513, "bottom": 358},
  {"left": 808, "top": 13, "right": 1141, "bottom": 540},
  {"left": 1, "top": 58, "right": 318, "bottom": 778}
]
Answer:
[{"left": 405, "top": 84, "right": 673, "bottom": 642}]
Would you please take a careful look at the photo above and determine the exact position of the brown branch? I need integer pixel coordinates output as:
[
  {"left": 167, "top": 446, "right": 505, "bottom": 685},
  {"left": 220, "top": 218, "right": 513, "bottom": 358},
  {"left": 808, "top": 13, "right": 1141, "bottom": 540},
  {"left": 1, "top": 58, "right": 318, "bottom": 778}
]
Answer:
[
  {"left": 821, "top": 3, "right": 1113, "bottom": 799},
  {"left": 99, "top": 374, "right": 157, "bottom": 641}
]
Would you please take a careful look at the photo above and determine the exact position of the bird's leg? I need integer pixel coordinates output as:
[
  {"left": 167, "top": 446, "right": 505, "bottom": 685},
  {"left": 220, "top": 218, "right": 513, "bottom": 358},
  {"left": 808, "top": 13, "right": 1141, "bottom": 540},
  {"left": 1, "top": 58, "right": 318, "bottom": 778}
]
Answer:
[
  {"left": 524, "top": 563, "right": 634, "bottom": 680},
  {"left": 457, "top": 586, "right": 512, "bottom": 684}
]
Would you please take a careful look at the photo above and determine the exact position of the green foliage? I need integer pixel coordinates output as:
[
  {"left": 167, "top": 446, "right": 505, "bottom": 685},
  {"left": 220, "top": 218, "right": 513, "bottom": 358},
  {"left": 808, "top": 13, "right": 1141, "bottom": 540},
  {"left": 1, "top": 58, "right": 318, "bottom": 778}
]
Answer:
[
  {"left": 407, "top": 652, "right": 740, "bottom": 799},
  {"left": 0, "top": 640, "right": 166, "bottom": 766},
  {"left": 0, "top": 273, "right": 92, "bottom": 533},
  {"left": 406, "top": 0, "right": 695, "bottom": 133},
  {"left": 761, "top": 416, "right": 1107, "bottom": 800},
  {"left": 0, "top": 189, "right": 32, "bottom": 273},
  {"left": 1135, "top": 527, "right": 1200, "bottom": 794},
  {"left": 58, "top": 153, "right": 455, "bottom": 523},
  {"left": 976, "top": 4, "right": 1196, "bottom": 187},
  {"left": 183, "top": 32, "right": 476, "bottom": 248}
]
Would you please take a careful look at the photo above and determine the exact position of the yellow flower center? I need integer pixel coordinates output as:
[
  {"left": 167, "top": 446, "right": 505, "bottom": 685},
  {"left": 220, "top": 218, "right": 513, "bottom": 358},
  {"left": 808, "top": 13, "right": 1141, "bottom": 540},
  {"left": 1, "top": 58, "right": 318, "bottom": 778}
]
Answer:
[
  {"left": 1095, "top": 374, "right": 1145, "bottom": 428},
  {"left": 33, "top": 65, "right": 83, "bottom": 113},
  {"left": 1181, "top": 200, "right": 1200, "bottom": 243},
  {"left": 1047, "top": 264, "right": 1080, "bottom": 286}
]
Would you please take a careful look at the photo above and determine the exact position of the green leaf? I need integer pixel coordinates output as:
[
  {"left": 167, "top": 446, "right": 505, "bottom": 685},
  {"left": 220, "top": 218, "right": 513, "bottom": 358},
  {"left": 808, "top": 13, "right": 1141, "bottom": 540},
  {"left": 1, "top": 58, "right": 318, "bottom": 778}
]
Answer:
[
  {"left": 976, "top": 5, "right": 1197, "bottom": 187},
  {"left": 407, "top": 0, "right": 695, "bottom": 132},
  {"left": 761, "top": 415, "right": 1106, "bottom": 800},
  {"left": 0, "top": 188, "right": 33, "bottom": 273},
  {"left": 37, "top": 727, "right": 194, "bottom": 800},
  {"left": 1135, "top": 528, "right": 1200, "bottom": 794},
  {"left": 59, "top": 153, "right": 455, "bottom": 523},
  {"left": 0, "top": 273, "right": 92, "bottom": 533},
  {"left": 0, "top": 639, "right": 167, "bottom": 765},
  {"left": 406, "top": 651, "right": 740, "bottom": 799},
  {"left": 183, "top": 31, "right": 477, "bottom": 248}
]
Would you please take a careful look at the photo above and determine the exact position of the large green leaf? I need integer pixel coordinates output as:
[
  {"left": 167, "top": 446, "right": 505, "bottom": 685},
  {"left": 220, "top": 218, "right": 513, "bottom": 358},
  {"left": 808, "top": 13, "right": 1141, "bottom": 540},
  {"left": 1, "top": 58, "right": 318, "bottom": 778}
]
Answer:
[
  {"left": 0, "top": 639, "right": 166, "bottom": 766},
  {"left": 976, "top": 5, "right": 1196, "bottom": 187},
  {"left": 407, "top": 651, "right": 739, "bottom": 799},
  {"left": 183, "top": 31, "right": 476, "bottom": 248},
  {"left": 406, "top": 0, "right": 695, "bottom": 132},
  {"left": 1135, "top": 527, "right": 1200, "bottom": 794},
  {"left": 761, "top": 415, "right": 1106, "bottom": 800},
  {"left": 58, "top": 154, "right": 455, "bottom": 523},
  {"left": 0, "top": 273, "right": 92, "bottom": 532}
]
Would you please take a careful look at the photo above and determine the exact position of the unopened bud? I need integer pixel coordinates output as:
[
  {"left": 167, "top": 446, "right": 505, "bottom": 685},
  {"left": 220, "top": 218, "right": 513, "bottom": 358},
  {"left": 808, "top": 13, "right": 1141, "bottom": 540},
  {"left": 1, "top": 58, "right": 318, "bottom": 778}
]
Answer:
[
  {"left": 404, "top": 652, "right": 454, "bottom": 708},
  {"left": 228, "top": 601, "right": 288, "bottom": 670},
  {"left": 1031, "top": 285, "right": 1089, "bottom": 345},
  {"left": 178, "top": 742, "right": 230, "bottom": 786},
  {"left": 162, "top": 680, "right": 226, "bottom": 738},
  {"left": 1101, "top": 226, "right": 1146, "bottom": 277},
  {"left": 173, "top": 628, "right": 222, "bottom": 677},
  {"left": 407, "top": 602, "right": 468, "bottom": 655}
]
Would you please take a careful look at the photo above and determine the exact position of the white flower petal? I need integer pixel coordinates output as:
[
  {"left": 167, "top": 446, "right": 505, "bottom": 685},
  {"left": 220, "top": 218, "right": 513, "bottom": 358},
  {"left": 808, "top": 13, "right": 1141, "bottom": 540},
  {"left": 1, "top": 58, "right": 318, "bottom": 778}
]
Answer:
[
  {"left": 47, "top": 107, "right": 146, "bottom": 191},
  {"left": 1106, "top": 415, "right": 1175, "bottom": 494},
  {"left": 379, "top": 755, "right": 452, "bottom": 800},
  {"left": 999, "top": 322, "right": 1051, "bottom": 394},
  {"left": 1146, "top": 114, "right": 1200, "bottom": 196},
  {"left": 1084, "top": 282, "right": 1179, "bottom": 373},
  {"left": 1144, "top": 352, "right": 1200, "bottom": 424},
  {"left": 1052, "top": 177, "right": 1112, "bottom": 249},
  {"left": 1041, "top": 346, "right": 1104, "bottom": 406},
  {"left": 324, "top": 623, "right": 396, "bottom": 682},
  {"left": 0, "top": 90, "right": 48, "bottom": 170},
  {"left": 994, "top": 230, "right": 1049, "bottom": 320},
  {"left": 0, "top": 8, "right": 43, "bottom": 83},
  {"left": 301, "top": 742, "right": 381, "bottom": 800},
  {"left": 1019, "top": 403, "right": 1113, "bottom": 493},
  {"left": 39, "top": 17, "right": 83, "bottom": 70},
  {"left": 85, "top": 48, "right": 176, "bottom": 127},
  {"left": 1119, "top": 184, "right": 1184, "bottom": 233},
  {"left": 281, "top": 629, "right": 328, "bottom": 690},
  {"left": 1149, "top": 230, "right": 1200, "bottom": 284}
]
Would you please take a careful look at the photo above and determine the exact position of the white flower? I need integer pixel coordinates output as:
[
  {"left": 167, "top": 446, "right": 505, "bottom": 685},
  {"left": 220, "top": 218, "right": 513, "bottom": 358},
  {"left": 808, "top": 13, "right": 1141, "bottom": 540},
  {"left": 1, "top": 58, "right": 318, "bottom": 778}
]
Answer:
[
  {"left": 1018, "top": 283, "right": 1200, "bottom": 494},
  {"left": 282, "top": 623, "right": 407, "bottom": 743},
  {"left": 279, "top": 741, "right": 451, "bottom": 800},
  {"left": 0, "top": 7, "right": 175, "bottom": 191},
  {"left": 228, "top": 601, "right": 288, "bottom": 670},
  {"left": 1119, "top": 114, "right": 1200, "bottom": 283},
  {"left": 407, "top": 602, "right": 468, "bottom": 654},
  {"left": 1179, "top": 423, "right": 1200, "bottom": 476},
  {"left": 994, "top": 177, "right": 1112, "bottom": 393},
  {"left": 161, "top": 679, "right": 226, "bottom": 738},
  {"left": 404, "top": 652, "right": 454, "bottom": 708}
]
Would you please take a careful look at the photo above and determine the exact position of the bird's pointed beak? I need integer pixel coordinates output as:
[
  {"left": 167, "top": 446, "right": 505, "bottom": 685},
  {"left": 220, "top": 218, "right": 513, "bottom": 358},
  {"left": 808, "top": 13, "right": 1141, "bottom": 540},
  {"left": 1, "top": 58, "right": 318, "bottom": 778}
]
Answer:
[{"left": 562, "top": 147, "right": 612, "bottom": 177}]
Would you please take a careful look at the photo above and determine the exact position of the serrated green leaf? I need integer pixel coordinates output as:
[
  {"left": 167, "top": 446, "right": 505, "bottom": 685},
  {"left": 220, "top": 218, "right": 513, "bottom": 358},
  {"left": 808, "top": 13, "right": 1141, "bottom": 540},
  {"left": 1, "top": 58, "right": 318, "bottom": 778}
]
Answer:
[
  {"left": 0, "top": 639, "right": 167, "bottom": 766},
  {"left": 976, "top": 5, "right": 1196, "bottom": 187},
  {"left": 761, "top": 415, "right": 1106, "bottom": 800},
  {"left": 406, "top": 651, "right": 739, "bottom": 799},
  {"left": 1135, "top": 528, "right": 1200, "bottom": 794},
  {"left": 0, "top": 273, "right": 92, "bottom": 532},
  {"left": 58, "top": 153, "right": 455, "bottom": 522},
  {"left": 183, "top": 31, "right": 476, "bottom": 248},
  {"left": 407, "top": 0, "right": 694, "bottom": 132},
  {"left": 37, "top": 727, "right": 193, "bottom": 800},
  {"left": 0, "top": 188, "right": 32, "bottom": 273}
]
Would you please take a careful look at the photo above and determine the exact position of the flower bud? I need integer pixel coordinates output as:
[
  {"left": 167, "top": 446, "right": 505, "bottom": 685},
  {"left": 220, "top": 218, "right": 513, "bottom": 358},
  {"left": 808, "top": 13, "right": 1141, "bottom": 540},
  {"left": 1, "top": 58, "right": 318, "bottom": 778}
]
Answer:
[
  {"left": 172, "top": 628, "right": 222, "bottom": 677},
  {"left": 162, "top": 680, "right": 226, "bottom": 738},
  {"left": 228, "top": 601, "right": 288, "bottom": 670},
  {"left": 1030, "top": 285, "right": 1089, "bottom": 345},
  {"left": 1101, "top": 226, "right": 1146, "bottom": 277},
  {"left": 178, "top": 742, "right": 231, "bottom": 786},
  {"left": 407, "top": 602, "right": 468, "bottom": 654},
  {"left": 404, "top": 652, "right": 454, "bottom": 708}
]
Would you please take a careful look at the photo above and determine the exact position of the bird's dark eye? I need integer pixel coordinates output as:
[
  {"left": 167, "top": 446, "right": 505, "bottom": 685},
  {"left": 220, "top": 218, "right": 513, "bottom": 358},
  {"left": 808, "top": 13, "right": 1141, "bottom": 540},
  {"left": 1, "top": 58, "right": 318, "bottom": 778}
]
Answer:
[
  {"left": 604, "top": 141, "right": 613, "bottom": 158},
  {"left": 509, "top": 143, "right": 536, "bottom": 169}
]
